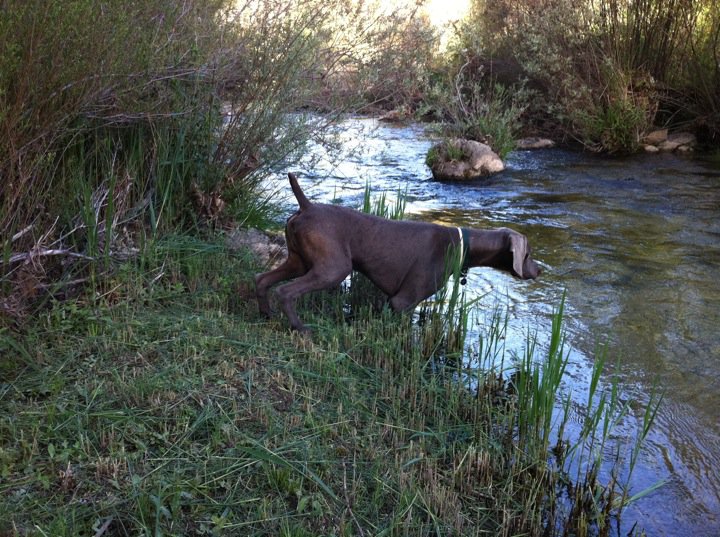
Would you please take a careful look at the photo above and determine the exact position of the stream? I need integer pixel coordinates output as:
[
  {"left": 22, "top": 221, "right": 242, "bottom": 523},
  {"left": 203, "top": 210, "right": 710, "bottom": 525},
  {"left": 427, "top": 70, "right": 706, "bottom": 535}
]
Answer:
[{"left": 278, "top": 117, "right": 720, "bottom": 536}]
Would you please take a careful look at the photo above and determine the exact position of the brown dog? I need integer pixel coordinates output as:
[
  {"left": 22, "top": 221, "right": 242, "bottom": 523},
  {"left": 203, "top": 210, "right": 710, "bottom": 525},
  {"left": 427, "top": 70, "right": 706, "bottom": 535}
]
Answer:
[{"left": 255, "top": 173, "right": 540, "bottom": 331}]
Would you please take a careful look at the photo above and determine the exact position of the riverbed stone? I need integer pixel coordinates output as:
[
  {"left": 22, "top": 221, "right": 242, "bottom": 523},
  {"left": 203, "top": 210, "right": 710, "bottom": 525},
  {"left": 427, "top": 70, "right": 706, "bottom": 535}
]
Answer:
[
  {"left": 643, "top": 144, "right": 660, "bottom": 153},
  {"left": 658, "top": 132, "right": 697, "bottom": 152},
  {"left": 515, "top": 137, "right": 556, "bottom": 150},
  {"left": 428, "top": 138, "right": 504, "bottom": 180},
  {"left": 642, "top": 129, "right": 668, "bottom": 145}
]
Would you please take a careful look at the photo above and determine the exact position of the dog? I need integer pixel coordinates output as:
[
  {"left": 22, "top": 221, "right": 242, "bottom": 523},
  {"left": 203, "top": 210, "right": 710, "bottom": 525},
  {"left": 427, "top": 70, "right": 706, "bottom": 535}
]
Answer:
[{"left": 255, "top": 173, "right": 540, "bottom": 331}]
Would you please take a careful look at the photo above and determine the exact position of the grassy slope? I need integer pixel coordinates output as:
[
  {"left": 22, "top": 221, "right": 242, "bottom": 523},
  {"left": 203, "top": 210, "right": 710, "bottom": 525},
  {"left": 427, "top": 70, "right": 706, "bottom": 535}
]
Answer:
[{"left": 0, "top": 233, "right": 646, "bottom": 536}]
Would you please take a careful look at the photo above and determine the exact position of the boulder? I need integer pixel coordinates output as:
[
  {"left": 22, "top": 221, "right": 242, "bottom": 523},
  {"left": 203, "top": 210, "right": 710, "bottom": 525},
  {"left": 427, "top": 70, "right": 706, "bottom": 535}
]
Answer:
[
  {"left": 643, "top": 144, "right": 660, "bottom": 153},
  {"left": 658, "top": 132, "right": 697, "bottom": 152},
  {"left": 226, "top": 228, "right": 286, "bottom": 268},
  {"left": 668, "top": 132, "right": 697, "bottom": 146},
  {"left": 427, "top": 139, "right": 504, "bottom": 180},
  {"left": 642, "top": 129, "right": 668, "bottom": 145},
  {"left": 515, "top": 137, "right": 556, "bottom": 150}
]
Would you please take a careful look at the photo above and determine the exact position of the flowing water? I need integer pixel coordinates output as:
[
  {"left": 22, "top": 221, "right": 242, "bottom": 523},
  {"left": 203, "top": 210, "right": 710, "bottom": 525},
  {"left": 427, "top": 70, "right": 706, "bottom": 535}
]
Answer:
[{"left": 279, "top": 117, "right": 720, "bottom": 536}]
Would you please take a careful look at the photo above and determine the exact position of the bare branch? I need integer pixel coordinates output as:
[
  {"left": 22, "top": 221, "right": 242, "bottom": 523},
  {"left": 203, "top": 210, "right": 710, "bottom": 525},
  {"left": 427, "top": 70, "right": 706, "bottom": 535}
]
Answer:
[{"left": 7, "top": 249, "right": 95, "bottom": 266}]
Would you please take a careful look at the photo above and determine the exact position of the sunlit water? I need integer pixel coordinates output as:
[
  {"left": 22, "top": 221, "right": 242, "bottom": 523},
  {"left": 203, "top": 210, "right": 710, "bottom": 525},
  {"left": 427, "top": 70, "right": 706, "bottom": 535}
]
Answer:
[{"left": 276, "top": 117, "right": 720, "bottom": 536}]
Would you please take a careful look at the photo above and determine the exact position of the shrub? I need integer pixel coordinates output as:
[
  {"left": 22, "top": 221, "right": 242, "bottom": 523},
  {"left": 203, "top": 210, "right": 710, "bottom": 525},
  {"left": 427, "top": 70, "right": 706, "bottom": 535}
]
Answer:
[
  {"left": 0, "top": 0, "right": 436, "bottom": 322},
  {"left": 441, "top": 0, "right": 720, "bottom": 151},
  {"left": 1, "top": 0, "right": 230, "bottom": 319},
  {"left": 570, "top": 62, "right": 656, "bottom": 153},
  {"left": 422, "top": 52, "right": 527, "bottom": 159}
]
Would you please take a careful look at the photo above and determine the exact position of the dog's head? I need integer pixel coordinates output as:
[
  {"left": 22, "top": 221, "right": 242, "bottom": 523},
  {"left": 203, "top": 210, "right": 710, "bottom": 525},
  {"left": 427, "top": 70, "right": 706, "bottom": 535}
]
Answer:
[{"left": 506, "top": 229, "right": 541, "bottom": 279}]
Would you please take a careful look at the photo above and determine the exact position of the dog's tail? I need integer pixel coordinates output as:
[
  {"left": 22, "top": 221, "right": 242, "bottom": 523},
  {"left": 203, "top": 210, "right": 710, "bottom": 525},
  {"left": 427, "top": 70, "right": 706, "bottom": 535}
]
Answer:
[{"left": 288, "top": 172, "right": 311, "bottom": 211}]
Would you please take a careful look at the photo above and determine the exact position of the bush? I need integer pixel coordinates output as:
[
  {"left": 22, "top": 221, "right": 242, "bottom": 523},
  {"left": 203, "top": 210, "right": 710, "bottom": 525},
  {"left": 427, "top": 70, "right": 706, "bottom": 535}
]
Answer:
[
  {"left": 421, "top": 49, "right": 527, "bottom": 159},
  {"left": 0, "top": 0, "right": 436, "bottom": 322},
  {"left": 570, "top": 62, "right": 656, "bottom": 153},
  {"left": 439, "top": 0, "right": 720, "bottom": 151},
  {"left": 1, "top": 0, "right": 230, "bottom": 319}
]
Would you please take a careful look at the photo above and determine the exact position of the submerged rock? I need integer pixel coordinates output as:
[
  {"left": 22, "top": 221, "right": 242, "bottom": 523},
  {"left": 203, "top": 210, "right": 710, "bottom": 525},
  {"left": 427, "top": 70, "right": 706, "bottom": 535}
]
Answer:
[
  {"left": 641, "top": 130, "right": 696, "bottom": 153},
  {"left": 676, "top": 144, "right": 694, "bottom": 153},
  {"left": 658, "top": 132, "right": 697, "bottom": 152},
  {"left": 427, "top": 138, "right": 504, "bottom": 180},
  {"left": 515, "top": 137, "right": 556, "bottom": 150}
]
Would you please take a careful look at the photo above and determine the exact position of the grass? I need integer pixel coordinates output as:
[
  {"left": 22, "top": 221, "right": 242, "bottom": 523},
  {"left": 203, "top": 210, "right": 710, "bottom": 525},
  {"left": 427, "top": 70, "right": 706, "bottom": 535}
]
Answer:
[
  {"left": 0, "top": 221, "right": 661, "bottom": 536},
  {"left": 425, "top": 141, "right": 471, "bottom": 170},
  {"left": 0, "top": 236, "right": 473, "bottom": 535},
  {"left": 0, "top": 185, "right": 658, "bottom": 537}
]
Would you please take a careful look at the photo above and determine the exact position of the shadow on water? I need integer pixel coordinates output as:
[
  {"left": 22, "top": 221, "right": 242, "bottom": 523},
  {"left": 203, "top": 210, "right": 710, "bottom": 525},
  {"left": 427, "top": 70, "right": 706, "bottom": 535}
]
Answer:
[{"left": 280, "top": 117, "right": 720, "bottom": 536}]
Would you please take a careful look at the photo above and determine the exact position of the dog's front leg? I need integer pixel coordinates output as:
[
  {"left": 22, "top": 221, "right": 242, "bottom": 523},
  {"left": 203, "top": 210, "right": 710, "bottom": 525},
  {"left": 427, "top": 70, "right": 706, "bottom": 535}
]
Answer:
[{"left": 386, "top": 265, "right": 446, "bottom": 312}]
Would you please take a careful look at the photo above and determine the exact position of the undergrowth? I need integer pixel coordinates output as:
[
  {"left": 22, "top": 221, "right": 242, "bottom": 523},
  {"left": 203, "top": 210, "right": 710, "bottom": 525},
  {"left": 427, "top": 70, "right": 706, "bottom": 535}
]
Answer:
[{"left": 0, "top": 219, "right": 660, "bottom": 536}]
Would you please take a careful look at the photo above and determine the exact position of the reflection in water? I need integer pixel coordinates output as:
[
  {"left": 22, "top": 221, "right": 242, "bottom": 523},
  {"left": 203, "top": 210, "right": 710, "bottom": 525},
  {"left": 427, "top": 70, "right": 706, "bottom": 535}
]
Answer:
[{"left": 281, "top": 117, "right": 720, "bottom": 536}]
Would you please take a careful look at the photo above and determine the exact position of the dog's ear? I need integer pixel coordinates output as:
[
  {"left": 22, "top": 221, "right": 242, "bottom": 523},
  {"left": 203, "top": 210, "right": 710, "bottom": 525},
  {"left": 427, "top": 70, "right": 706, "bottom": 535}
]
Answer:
[{"left": 508, "top": 231, "right": 529, "bottom": 278}]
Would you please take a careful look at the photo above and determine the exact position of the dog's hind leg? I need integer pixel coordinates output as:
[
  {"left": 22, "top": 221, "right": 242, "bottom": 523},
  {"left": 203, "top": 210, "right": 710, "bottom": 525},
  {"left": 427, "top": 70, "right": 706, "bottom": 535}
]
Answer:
[
  {"left": 255, "top": 252, "right": 307, "bottom": 317},
  {"left": 275, "top": 262, "right": 351, "bottom": 332}
]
